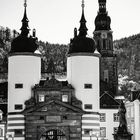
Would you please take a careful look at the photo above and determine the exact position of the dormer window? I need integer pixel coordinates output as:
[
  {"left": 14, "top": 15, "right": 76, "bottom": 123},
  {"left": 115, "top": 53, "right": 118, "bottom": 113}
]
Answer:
[
  {"left": 62, "top": 95, "right": 68, "bottom": 102},
  {"left": 38, "top": 95, "right": 45, "bottom": 102}
]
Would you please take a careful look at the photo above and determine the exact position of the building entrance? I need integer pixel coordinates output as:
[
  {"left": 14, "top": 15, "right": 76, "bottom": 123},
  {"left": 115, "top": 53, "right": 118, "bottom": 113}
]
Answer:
[{"left": 40, "top": 129, "right": 66, "bottom": 140}]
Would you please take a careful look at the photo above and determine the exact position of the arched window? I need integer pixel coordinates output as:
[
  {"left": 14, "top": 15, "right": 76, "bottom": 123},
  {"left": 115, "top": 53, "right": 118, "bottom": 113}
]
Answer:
[
  {"left": 109, "top": 40, "right": 112, "bottom": 50},
  {"left": 104, "top": 70, "right": 109, "bottom": 82},
  {"left": 103, "top": 39, "right": 106, "bottom": 50}
]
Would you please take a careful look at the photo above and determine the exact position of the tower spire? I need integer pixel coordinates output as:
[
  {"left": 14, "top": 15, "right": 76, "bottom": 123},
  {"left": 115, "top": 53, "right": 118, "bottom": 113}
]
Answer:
[
  {"left": 78, "top": 0, "right": 88, "bottom": 37},
  {"left": 20, "top": 0, "right": 30, "bottom": 36}
]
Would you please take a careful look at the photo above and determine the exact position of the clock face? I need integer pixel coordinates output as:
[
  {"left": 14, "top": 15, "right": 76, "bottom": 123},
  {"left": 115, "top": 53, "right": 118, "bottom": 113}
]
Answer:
[{"left": 101, "top": 32, "right": 107, "bottom": 39}]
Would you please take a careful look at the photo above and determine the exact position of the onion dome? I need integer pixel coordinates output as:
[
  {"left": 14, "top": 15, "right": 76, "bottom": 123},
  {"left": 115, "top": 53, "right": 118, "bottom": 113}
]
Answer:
[
  {"left": 95, "top": 0, "right": 111, "bottom": 31},
  {"left": 10, "top": 1, "right": 38, "bottom": 53},
  {"left": 68, "top": 35, "right": 96, "bottom": 54},
  {"left": 68, "top": 0, "right": 96, "bottom": 54}
]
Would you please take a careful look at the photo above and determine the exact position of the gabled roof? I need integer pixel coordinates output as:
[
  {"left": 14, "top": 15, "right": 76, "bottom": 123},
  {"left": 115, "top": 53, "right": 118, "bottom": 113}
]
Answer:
[
  {"left": 22, "top": 99, "right": 85, "bottom": 115},
  {"left": 100, "top": 91, "right": 120, "bottom": 109}
]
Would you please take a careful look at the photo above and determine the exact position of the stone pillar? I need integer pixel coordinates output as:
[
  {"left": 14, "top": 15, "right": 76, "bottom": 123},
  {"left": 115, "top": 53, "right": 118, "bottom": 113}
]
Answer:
[{"left": 113, "top": 101, "right": 133, "bottom": 140}]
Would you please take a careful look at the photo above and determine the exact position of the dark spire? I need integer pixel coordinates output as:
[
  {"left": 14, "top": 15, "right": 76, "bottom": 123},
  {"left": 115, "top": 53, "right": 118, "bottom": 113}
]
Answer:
[
  {"left": 20, "top": 0, "right": 30, "bottom": 36},
  {"left": 68, "top": 0, "right": 96, "bottom": 54},
  {"left": 78, "top": 0, "right": 88, "bottom": 37},
  {"left": 10, "top": 0, "right": 38, "bottom": 53}
]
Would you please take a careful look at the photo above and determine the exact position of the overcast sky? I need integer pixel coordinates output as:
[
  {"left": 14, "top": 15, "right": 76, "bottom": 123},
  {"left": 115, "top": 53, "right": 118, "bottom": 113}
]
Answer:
[{"left": 0, "top": 0, "right": 140, "bottom": 44}]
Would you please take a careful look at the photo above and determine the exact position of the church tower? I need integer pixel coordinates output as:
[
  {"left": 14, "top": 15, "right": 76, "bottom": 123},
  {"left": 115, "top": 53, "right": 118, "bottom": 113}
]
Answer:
[
  {"left": 94, "top": 0, "right": 113, "bottom": 56},
  {"left": 93, "top": 0, "right": 118, "bottom": 101},
  {"left": 7, "top": 1, "right": 41, "bottom": 140},
  {"left": 67, "top": 0, "right": 100, "bottom": 139}
]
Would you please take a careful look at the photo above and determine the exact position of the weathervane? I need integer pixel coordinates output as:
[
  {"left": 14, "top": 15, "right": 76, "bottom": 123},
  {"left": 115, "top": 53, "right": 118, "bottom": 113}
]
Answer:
[{"left": 24, "top": 0, "right": 27, "bottom": 7}]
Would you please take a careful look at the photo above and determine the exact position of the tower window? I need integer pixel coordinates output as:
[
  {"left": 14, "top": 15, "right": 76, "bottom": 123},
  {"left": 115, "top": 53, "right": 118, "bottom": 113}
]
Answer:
[
  {"left": 84, "top": 104, "right": 92, "bottom": 109},
  {"left": 100, "top": 113, "right": 106, "bottom": 122},
  {"left": 15, "top": 83, "right": 23, "bottom": 88},
  {"left": 15, "top": 104, "right": 23, "bottom": 110},
  {"left": 84, "top": 84, "right": 92, "bottom": 89}
]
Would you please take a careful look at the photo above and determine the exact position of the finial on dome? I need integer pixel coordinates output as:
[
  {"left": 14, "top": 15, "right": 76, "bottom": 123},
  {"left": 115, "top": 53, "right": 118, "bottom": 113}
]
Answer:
[
  {"left": 82, "top": 0, "right": 85, "bottom": 11},
  {"left": 20, "top": 0, "right": 30, "bottom": 36},
  {"left": 78, "top": 0, "right": 88, "bottom": 37},
  {"left": 24, "top": 0, "right": 27, "bottom": 7}
]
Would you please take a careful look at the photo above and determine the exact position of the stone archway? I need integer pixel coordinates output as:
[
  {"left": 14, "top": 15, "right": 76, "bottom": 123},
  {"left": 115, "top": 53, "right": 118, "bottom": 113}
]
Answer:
[{"left": 40, "top": 129, "right": 67, "bottom": 140}]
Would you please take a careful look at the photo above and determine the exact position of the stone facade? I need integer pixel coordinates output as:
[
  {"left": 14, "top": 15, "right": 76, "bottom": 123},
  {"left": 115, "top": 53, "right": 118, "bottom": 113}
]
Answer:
[
  {"left": 100, "top": 56, "right": 118, "bottom": 97},
  {"left": 94, "top": 30, "right": 118, "bottom": 98},
  {"left": 23, "top": 76, "right": 84, "bottom": 140},
  {"left": 93, "top": 0, "right": 118, "bottom": 99}
]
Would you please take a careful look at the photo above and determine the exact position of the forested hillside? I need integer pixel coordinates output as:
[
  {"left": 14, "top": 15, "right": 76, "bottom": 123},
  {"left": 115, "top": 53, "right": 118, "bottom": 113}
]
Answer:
[
  {"left": 114, "top": 34, "right": 140, "bottom": 95},
  {"left": 38, "top": 41, "right": 68, "bottom": 73},
  {"left": 114, "top": 34, "right": 140, "bottom": 80}
]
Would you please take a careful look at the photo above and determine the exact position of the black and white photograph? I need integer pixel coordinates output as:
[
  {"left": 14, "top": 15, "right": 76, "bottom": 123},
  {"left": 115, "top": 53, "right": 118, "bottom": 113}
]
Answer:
[{"left": 0, "top": 0, "right": 140, "bottom": 140}]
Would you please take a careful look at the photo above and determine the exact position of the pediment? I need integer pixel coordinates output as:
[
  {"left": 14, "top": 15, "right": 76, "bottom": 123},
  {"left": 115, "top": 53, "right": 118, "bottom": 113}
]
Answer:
[{"left": 23, "top": 99, "right": 84, "bottom": 115}]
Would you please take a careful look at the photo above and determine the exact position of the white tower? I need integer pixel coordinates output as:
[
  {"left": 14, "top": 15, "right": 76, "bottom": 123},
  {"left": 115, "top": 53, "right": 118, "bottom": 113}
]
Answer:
[
  {"left": 67, "top": 1, "right": 100, "bottom": 139},
  {"left": 7, "top": 1, "right": 41, "bottom": 140}
]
